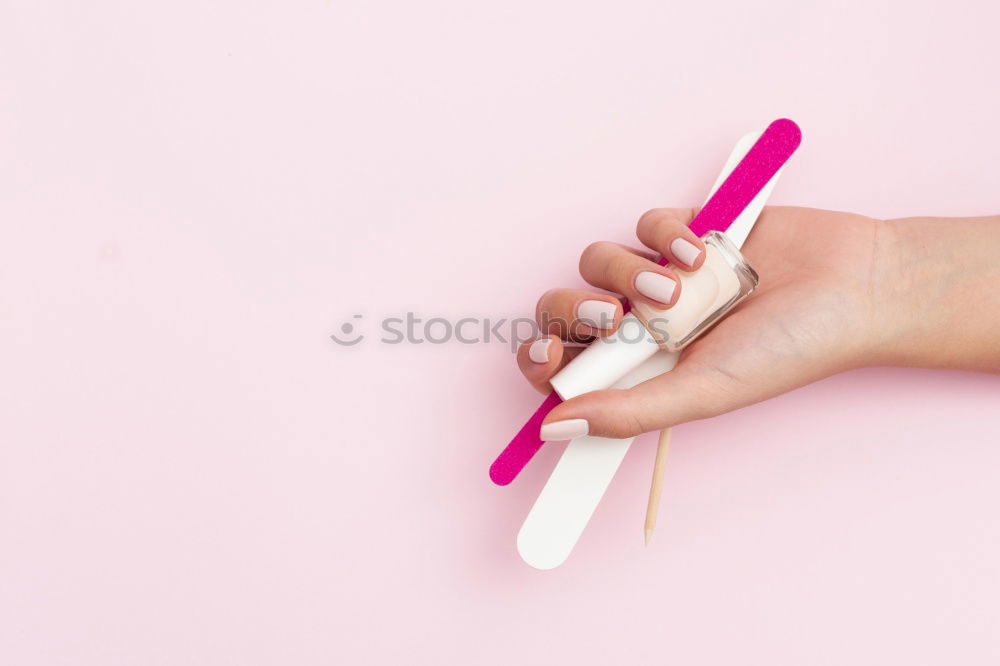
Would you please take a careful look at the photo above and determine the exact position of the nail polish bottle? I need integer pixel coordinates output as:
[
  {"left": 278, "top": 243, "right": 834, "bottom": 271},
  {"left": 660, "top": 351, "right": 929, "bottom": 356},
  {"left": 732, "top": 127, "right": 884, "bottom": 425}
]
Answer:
[{"left": 549, "top": 231, "right": 758, "bottom": 400}]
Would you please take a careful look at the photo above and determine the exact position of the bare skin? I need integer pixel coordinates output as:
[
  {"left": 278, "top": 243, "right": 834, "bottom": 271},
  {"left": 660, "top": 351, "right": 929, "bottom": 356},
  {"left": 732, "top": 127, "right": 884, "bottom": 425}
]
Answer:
[{"left": 519, "top": 207, "right": 1000, "bottom": 440}]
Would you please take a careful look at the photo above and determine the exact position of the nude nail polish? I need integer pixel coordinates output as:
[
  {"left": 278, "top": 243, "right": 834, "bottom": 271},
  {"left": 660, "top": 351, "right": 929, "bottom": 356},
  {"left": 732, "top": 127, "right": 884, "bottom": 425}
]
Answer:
[
  {"left": 540, "top": 418, "right": 590, "bottom": 441},
  {"left": 577, "top": 300, "right": 617, "bottom": 330},
  {"left": 635, "top": 271, "right": 677, "bottom": 304},
  {"left": 670, "top": 237, "right": 703, "bottom": 267},
  {"left": 528, "top": 338, "right": 551, "bottom": 363}
]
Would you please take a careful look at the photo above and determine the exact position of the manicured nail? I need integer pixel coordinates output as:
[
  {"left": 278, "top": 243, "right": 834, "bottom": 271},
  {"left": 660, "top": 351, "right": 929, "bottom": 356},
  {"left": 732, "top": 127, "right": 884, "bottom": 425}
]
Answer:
[
  {"left": 635, "top": 271, "right": 677, "bottom": 304},
  {"left": 670, "top": 237, "right": 703, "bottom": 267},
  {"left": 577, "top": 300, "right": 617, "bottom": 330},
  {"left": 528, "top": 338, "right": 551, "bottom": 363},
  {"left": 540, "top": 418, "right": 590, "bottom": 441}
]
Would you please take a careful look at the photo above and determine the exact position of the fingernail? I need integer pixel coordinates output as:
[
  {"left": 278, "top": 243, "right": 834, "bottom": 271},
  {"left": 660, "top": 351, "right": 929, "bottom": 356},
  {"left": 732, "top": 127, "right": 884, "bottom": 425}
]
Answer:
[
  {"left": 577, "top": 300, "right": 617, "bottom": 330},
  {"left": 528, "top": 338, "right": 551, "bottom": 363},
  {"left": 635, "top": 271, "right": 677, "bottom": 304},
  {"left": 670, "top": 237, "right": 703, "bottom": 267},
  {"left": 540, "top": 418, "right": 590, "bottom": 441}
]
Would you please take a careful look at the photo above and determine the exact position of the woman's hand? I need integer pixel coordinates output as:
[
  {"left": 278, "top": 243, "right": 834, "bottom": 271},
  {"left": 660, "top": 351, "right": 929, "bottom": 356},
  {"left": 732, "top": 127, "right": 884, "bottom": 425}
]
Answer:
[{"left": 517, "top": 206, "right": 899, "bottom": 440}]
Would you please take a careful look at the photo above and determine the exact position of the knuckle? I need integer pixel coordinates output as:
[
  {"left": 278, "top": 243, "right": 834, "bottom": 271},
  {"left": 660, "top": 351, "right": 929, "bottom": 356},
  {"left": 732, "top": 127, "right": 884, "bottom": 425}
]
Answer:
[
  {"left": 607, "top": 253, "right": 634, "bottom": 286},
  {"left": 637, "top": 208, "right": 665, "bottom": 232},
  {"left": 601, "top": 406, "right": 649, "bottom": 438},
  {"left": 639, "top": 214, "right": 676, "bottom": 248},
  {"left": 645, "top": 207, "right": 698, "bottom": 240},
  {"left": 580, "top": 240, "right": 612, "bottom": 267},
  {"left": 606, "top": 390, "right": 648, "bottom": 438},
  {"left": 621, "top": 411, "right": 647, "bottom": 438},
  {"left": 535, "top": 288, "right": 560, "bottom": 316}
]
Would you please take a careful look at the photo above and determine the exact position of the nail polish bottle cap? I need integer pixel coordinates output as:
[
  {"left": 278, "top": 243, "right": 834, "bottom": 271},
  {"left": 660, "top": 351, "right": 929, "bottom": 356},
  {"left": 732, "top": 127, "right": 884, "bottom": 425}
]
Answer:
[{"left": 549, "top": 313, "right": 660, "bottom": 400}]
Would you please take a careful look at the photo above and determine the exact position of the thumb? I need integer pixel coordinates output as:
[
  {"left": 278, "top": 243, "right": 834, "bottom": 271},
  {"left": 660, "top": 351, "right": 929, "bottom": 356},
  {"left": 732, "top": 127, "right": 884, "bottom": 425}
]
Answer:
[{"left": 539, "top": 361, "right": 744, "bottom": 440}]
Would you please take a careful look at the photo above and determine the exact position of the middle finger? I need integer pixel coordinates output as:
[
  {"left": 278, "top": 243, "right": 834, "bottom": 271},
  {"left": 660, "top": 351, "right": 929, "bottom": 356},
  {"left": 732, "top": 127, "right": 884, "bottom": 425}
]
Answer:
[{"left": 579, "top": 241, "right": 682, "bottom": 308}]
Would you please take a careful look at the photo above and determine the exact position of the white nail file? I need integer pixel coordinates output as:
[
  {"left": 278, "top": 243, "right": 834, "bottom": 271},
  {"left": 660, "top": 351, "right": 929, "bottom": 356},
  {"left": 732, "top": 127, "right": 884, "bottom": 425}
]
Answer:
[{"left": 516, "top": 130, "right": 781, "bottom": 569}]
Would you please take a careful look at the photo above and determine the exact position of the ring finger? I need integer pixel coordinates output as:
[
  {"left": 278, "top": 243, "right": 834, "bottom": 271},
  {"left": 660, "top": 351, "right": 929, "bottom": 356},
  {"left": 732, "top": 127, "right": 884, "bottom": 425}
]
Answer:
[{"left": 535, "top": 288, "right": 624, "bottom": 341}]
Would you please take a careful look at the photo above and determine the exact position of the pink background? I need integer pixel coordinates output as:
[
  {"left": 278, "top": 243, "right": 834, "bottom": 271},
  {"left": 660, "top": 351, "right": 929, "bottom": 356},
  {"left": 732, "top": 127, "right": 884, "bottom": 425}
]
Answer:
[{"left": 3, "top": 1, "right": 1000, "bottom": 663}]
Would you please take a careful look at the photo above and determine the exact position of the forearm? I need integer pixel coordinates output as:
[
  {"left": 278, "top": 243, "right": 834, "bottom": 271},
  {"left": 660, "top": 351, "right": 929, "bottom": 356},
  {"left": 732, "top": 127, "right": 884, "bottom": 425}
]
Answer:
[{"left": 872, "top": 214, "right": 1000, "bottom": 372}]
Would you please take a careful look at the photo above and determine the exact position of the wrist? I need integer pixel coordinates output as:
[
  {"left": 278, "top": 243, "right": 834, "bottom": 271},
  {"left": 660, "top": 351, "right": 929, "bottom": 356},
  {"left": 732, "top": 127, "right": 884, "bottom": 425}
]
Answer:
[
  {"left": 863, "top": 216, "right": 917, "bottom": 366},
  {"left": 868, "top": 214, "right": 1000, "bottom": 370}
]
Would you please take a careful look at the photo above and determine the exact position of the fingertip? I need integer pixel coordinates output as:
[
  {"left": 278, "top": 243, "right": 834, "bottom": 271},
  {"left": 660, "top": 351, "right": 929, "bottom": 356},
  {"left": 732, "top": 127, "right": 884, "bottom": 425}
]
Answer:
[
  {"left": 637, "top": 208, "right": 703, "bottom": 265},
  {"left": 668, "top": 236, "right": 706, "bottom": 270},
  {"left": 517, "top": 335, "right": 565, "bottom": 393},
  {"left": 541, "top": 389, "right": 645, "bottom": 440},
  {"left": 534, "top": 334, "right": 566, "bottom": 363},
  {"left": 539, "top": 417, "right": 590, "bottom": 442},
  {"left": 535, "top": 289, "right": 623, "bottom": 341},
  {"left": 573, "top": 298, "right": 623, "bottom": 338},
  {"left": 634, "top": 268, "right": 680, "bottom": 308}
]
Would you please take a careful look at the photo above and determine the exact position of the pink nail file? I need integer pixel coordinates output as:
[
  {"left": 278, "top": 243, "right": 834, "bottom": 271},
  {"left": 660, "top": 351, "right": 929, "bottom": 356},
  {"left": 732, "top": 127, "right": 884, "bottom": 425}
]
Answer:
[
  {"left": 489, "top": 118, "right": 802, "bottom": 486},
  {"left": 489, "top": 392, "right": 562, "bottom": 485}
]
